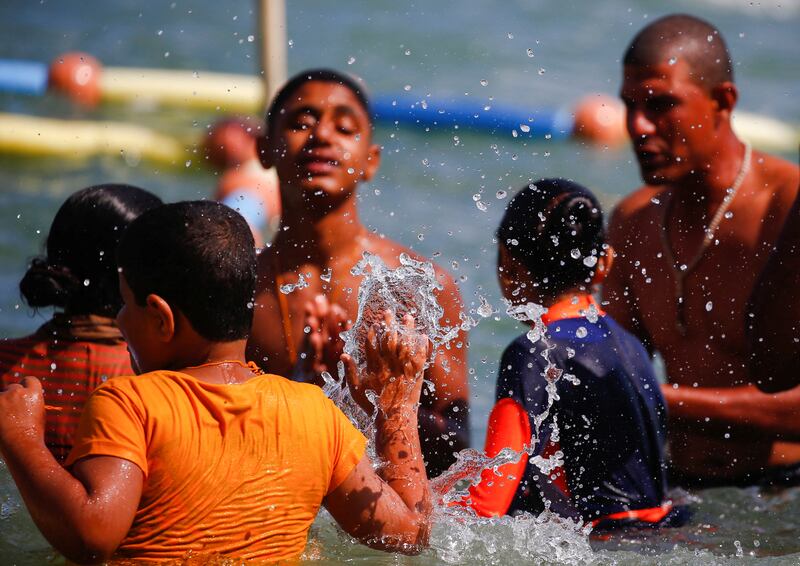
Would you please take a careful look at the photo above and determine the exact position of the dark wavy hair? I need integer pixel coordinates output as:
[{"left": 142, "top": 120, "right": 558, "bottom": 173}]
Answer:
[
  {"left": 497, "top": 178, "right": 605, "bottom": 299},
  {"left": 117, "top": 200, "right": 256, "bottom": 342},
  {"left": 265, "top": 68, "right": 371, "bottom": 137},
  {"left": 20, "top": 184, "right": 163, "bottom": 316}
]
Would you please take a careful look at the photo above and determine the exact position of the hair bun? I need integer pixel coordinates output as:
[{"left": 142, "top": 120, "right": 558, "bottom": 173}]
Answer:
[{"left": 19, "top": 258, "right": 81, "bottom": 308}]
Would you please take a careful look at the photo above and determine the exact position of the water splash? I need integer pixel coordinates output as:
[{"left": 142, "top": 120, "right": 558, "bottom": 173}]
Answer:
[{"left": 279, "top": 272, "right": 309, "bottom": 294}]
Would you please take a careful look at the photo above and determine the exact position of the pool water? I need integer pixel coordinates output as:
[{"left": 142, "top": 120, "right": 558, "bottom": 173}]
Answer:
[{"left": 1, "top": 0, "right": 799, "bottom": 563}]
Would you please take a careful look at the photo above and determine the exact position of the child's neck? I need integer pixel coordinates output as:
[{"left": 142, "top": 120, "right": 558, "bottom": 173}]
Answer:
[
  {"left": 274, "top": 198, "right": 367, "bottom": 263},
  {"left": 174, "top": 339, "right": 255, "bottom": 384}
]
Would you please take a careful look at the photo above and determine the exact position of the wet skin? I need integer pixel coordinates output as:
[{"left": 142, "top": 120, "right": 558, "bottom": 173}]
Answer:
[
  {"left": 607, "top": 60, "right": 800, "bottom": 483},
  {"left": 248, "top": 81, "right": 469, "bottom": 477}
]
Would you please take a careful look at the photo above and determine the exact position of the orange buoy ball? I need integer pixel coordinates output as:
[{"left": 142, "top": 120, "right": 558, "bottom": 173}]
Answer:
[
  {"left": 48, "top": 52, "right": 102, "bottom": 107},
  {"left": 203, "top": 118, "right": 262, "bottom": 170},
  {"left": 572, "top": 94, "right": 627, "bottom": 146}
]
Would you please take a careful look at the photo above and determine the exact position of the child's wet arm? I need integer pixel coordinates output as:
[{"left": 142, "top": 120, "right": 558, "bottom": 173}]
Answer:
[
  {"left": 325, "top": 407, "right": 431, "bottom": 554},
  {"left": 2, "top": 439, "right": 142, "bottom": 564}
]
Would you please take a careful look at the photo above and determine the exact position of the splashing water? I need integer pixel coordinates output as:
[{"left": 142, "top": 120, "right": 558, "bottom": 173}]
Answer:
[
  {"left": 279, "top": 272, "right": 309, "bottom": 294},
  {"left": 321, "top": 256, "right": 588, "bottom": 562}
]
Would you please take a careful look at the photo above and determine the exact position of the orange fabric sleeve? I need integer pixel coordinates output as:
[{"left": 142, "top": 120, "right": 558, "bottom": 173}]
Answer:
[
  {"left": 325, "top": 398, "right": 368, "bottom": 495},
  {"left": 466, "top": 398, "right": 531, "bottom": 517},
  {"left": 64, "top": 381, "right": 148, "bottom": 477}
]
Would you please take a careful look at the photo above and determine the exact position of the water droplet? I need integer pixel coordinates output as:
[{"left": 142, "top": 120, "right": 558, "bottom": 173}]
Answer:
[
  {"left": 566, "top": 347, "right": 576, "bottom": 359},
  {"left": 480, "top": 79, "right": 488, "bottom": 87},
  {"left": 417, "top": 233, "right": 425, "bottom": 241},
  {"left": 724, "top": 211, "right": 733, "bottom": 219},
  {"left": 347, "top": 167, "right": 355, "bottom": 174},
  {"left": 347, "top": 56, "right": 356, "bottom": 65},
  {"left": 538, "top": 68, "right": 546, "bottom": 75},
  {"left": 288, "top": 39, "right": 294, "bottom": 47},
  {"left": 164, "top": 51, "right": 170, "bottom": 58},
  {"left": 50, "top": 363, "right": 57, "bottom": 371},
  {"left": 585, "top": 304, "right": 599, "bottom": 324},
  {"left": 651, "top": 197, "right": 661, "bottom": 205},
  {"left": 247, "top": 35, "right": 255, "bottom": 42},
  {"left": 507, "top": 32, "right": 514, "bottom": 39},
  {"left": 185, "top": 160, "right": 192, "bottom": 167},
  {"left": 576, "top": 326, "right": 588, "bottom": 339},
  {"left": 496, "top": 190, "right": 507, "bottom": 199},
  {"left": 403, "top": 84, "right": 412, "bottom": 92},
  {"left": 583, "top": 256, "right": 598, "bottom": 268},
  {"left": 477, "top": 295, "right": 493, "bottom": 318},
  {"left": 526, "top": 48, "right": 535, "bottom": 57},
  {"left": 476, "top": 201, "right": 487, "bottom": 212},
  {"left": 707, "top": 34, "right": 714, "bottom": 42},
  {"left": 404, "top": 49, "right": 411, "bottom": 56},
  {"left": 320, "top": 268, "right": 332, "bottom": 282},
  {"left": 570, "top": 249, "right": 581, "bottom": 260},
  {"left": 83, "top": 279, "right": 90, "bottom": 286},
  {"left": 706, "top": 301, "right": 713, "bottom": 311},
  {"left": 668, "top": 56, "right": 677, "bottom": 65},
  {"left": 157, "top": 29, "right": 163, "bottom": 36},
  {"left": 519, "top": 124, "right": 530, "bottom": 133},
  {"left": 303, "top": 325, "right": 311, "bottom": 334}
]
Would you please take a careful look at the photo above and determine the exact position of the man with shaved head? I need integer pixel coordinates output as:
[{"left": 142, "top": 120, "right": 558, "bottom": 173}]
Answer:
[{"left": 605, "top": 14, "right": 800, "bottom": 487}]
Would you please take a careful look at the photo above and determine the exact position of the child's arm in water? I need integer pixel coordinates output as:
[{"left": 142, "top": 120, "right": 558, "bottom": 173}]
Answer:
[
  {"left": 324, "top": 312, "right": 432, "bottom": 554},
  {"left": 0, "top": 377, "right": 142, "bottom": 564}
]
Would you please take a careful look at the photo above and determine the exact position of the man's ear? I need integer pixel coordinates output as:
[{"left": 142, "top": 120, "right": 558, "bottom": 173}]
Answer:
[
  {"left": 592, "top": 246, "right": 615, "bottom": 285},
  {"left": 361, "top": 142, "right": 382, "bottom": 183},
  {"left": 145, "top": 294, "right": 176, "bottom": 343},
  {"left": 711, "top": 81, "right": 738, "bottom": 122},
  {"left": 256, "top": 133, "right": 274, "bottom": 169}
]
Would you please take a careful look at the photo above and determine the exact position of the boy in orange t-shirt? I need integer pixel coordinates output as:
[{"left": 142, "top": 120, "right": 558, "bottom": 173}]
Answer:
[{"left": 0, "top": 201, "right": 431, "bottom": 563}]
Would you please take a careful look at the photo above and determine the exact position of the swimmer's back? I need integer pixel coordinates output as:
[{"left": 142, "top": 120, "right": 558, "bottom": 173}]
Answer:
[{"left": 66, "top": 370, "right": 366, "bottom": 562}]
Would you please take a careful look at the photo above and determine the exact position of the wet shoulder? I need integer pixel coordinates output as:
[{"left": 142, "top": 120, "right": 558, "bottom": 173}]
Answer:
[
  {"left": 609, "top": 185, "right": 668, "bottom": 241},
  {"left": 753, "top": 151, "right": 800, "bottom": 209}
]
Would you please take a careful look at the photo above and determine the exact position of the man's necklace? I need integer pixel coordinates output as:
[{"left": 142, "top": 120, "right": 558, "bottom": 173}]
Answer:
[{"left": 659, "top": 142, "right": 752, "bottom": 336}]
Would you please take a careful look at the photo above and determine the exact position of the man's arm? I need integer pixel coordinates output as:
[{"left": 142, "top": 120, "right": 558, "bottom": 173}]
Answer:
[
  {"left": 0, "top": 377, "right": 142, "bottom": 564},
  {"left": 325, "top": 313, "right": 431, "bottom": 554},
  {"left": 662, "top": 382, "right": 800, "bottom": 440}
]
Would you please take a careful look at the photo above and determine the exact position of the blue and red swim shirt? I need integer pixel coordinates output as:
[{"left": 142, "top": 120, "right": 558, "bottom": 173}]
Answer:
[{"left": 465, "top": 295, "right": 684, "bottom": 529}]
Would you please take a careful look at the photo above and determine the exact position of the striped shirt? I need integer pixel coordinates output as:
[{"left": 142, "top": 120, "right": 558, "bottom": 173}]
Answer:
[{"left": 0, "top": 318, "right": 133, "bottom": 462}]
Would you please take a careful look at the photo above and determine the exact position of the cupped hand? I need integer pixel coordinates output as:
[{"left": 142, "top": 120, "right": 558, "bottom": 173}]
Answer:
[
  {"left": 294, "top": 294, "right": 351, "bottom": 384},
  {"left": 0, "top": 376, "right": 46, "bottom": 447},
  {"left": 343, "top": 310, "right": 429, "bottom": 415}
]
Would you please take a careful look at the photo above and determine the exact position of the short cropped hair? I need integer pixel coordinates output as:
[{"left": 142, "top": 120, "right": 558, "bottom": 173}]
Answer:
[
  {"left": 21, "top": 184, "right": 162, "bottom": 316},
  {"left": 624, "top": 14, "right": 733, "bottom": 90},
  {"left": 265, "top": 68, "right": 371, "bottom": 136},
  {"left": 117, "top": 201, "right": 256, "bottom": 342},
  {"left": 497, "top": 178, "right": 604, "bottom": 299}
]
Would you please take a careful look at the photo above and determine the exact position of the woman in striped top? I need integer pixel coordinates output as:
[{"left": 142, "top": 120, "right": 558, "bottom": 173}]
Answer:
[{"left": 0, "top": 184, "right": 161, "bottom": 461}]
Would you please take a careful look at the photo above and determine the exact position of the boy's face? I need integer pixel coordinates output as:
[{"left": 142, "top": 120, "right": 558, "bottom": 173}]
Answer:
[
  {"left": 116, "top": 273, "right": 161, "bottom": 375},
  {"left": 265, "top": 81, "right": 380, "bottom": 207}
]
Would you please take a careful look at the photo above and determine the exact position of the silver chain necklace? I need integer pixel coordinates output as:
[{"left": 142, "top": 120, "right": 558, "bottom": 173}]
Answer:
[{"left": 660, "top": 142, "right": 752, "bottom": 336}]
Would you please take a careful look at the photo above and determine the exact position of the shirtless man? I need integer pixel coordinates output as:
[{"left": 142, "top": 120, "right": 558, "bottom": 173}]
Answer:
[
  {"left": 605, "top": 14, "right": 800, "bottom": 486},
  {"left": 247, "top": 69, "right": 469, "bottom": 477}
]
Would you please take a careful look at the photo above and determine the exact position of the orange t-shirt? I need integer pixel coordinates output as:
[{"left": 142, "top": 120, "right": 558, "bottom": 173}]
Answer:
[{"left": 65, "top": 370, "right": 366, "bottom": 562}]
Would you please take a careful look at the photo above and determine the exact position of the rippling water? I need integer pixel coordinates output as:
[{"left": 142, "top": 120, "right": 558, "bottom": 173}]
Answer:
[{"left": 1, "top": 0, "right": 798, "bottom": 563}]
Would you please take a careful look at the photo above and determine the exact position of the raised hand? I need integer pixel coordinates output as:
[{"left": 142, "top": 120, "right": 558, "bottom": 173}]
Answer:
[
  {"left": 343, "top": 310, "right": 429, "bottom": 415},
  {"left": 294, "top": 294, "right": 351, "bottom": 384},
  {"left": 0, "top": 376, "right": 45, "bottom": 447}
]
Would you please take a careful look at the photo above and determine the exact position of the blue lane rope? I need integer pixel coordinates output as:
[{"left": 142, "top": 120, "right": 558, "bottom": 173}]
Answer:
[
  {"left": 372, "top": 95, "right": 574, "bottom": 139},
  {"left": 0, "top": 60, "right": 48, "bottom": 96}
]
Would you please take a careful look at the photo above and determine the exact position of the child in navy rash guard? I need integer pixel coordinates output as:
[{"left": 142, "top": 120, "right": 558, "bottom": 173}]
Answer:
[{"left": 464, "top": 178, "right": 687, "bottom": 530}]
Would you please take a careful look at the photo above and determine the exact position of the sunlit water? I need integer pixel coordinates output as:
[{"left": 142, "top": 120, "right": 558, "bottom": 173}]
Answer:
[{"left": 1, "top": 0, "right": 799, "bottom": 563}]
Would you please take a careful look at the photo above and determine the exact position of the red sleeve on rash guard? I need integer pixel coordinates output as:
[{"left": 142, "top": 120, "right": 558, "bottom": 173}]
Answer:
[{"left": 466, "top": 398, "right": 532, "bottom": 517}]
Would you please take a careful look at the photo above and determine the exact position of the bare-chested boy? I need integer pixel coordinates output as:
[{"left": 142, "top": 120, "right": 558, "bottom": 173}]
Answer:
[
  {"left": 605, "top": 14, "right": 800, "bottom": 486},
  {"left": 247, "top": 69, "right": 469, "bottom": 477}
]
